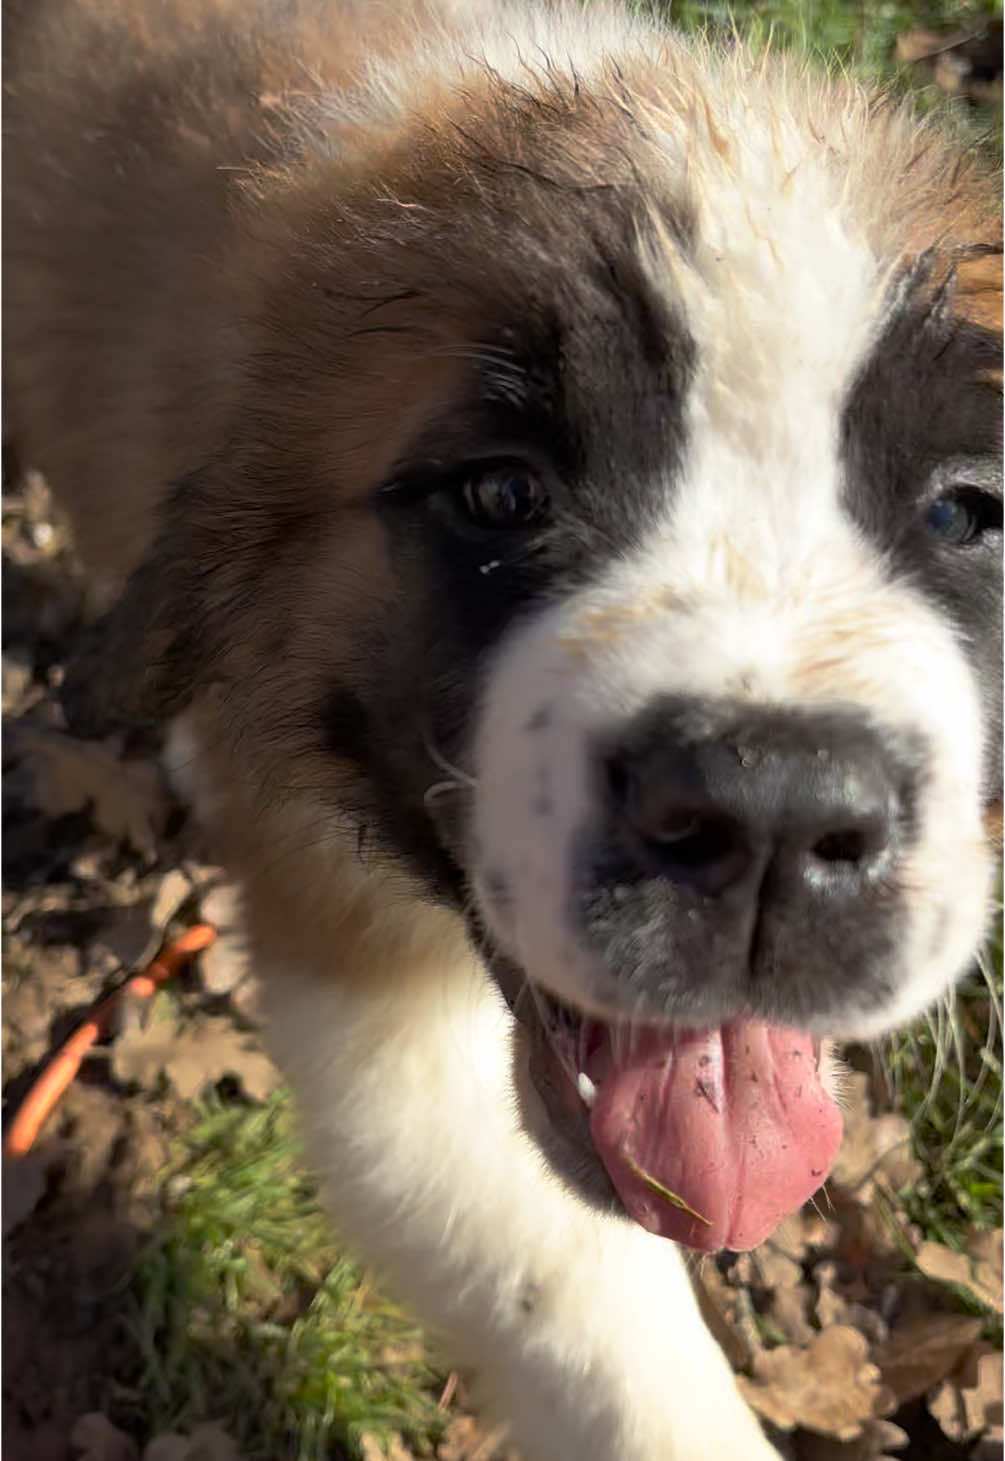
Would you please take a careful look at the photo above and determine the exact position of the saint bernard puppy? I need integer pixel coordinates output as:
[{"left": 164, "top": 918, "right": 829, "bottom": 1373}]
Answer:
[{"left": 4, "top": 0, "right": 1002, "bottom": 1455}]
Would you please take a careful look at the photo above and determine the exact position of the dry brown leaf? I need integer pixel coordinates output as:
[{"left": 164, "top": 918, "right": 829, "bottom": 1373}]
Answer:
[
  {"left": 112, "top": 1007, "right": 181, "bottom": 1091},
  {"left": 829, "top": 1073, "right": 922, "bottom": 1199},
  {"left": 894, "top": 26, "right": 946, "bottom": 63},
  {"left": 143, "top": 1425, "right": 243, "bottom": 1461},
  {"left": 359, "top": 1435, "right": 415, "bottom": 1461},
  {"left": 751, "top": 1245, "right": 816, "bottom": 1345},
  {"left": 969, "top": 1229, "right": 1004, "bottom": 1316},
  {"left": 793, "top": 1418, "right": 909, "bottom": 1461},
  {"left": 70, "top": 1413, "right": 139, "bottom": 1461},
  {"left": 874, "top": 1314, "right": 982, "bottom": 1408},
  {"left": 142, "top": 1438, "right": 191, "bottom": 1461},
  {"left": 753, "top": 1247, "right": 803, "bottom": 1291},
  {"left": 973, "top": 1425, "right": 1005, "bottom": 1461},
  {"left": 876, "top": 1314, "right": 987, "bottom": 1402},
  {"left": 21, "top": 729, "right": 167, "bottom": 857},
  {"left": 813, "top": 1261, "right": 888, "bottom": 1348},
  {"left": 767, "top": 1283, "right": 816, "bottom": 1347},
  {"left": 113, "top": 1008, "right": 280, "bottom": 1102},
  {"left": 916, "top": 1235, "right": 1004, "bottom": 1315},
  {"left": 198, "top": 933, "right": 251, "bottom": 996},
  {"left": 184, "top": 1423, "right": 243, "bottom": 1461},
  {"left": 150, "top": 870, "right": 193, "bottom": 930},
  {"left": 195, "top": 884, "right": 250, "bottom": 994},
  {"left": 928, "top": 1348, "right": 1003, "bottom": 1443},
  {"left": 164, "top": 1019, "right": 280, "bottom": 1102},
  {"left": 2, "top": 1151, "right": 48, "bottom": 1237},
  {"left": 739, "top": 1326, "right": 893, "bottom": 1440},
  {"left": 435, "top": 1416, "right": 514, "bottom": 1461}
]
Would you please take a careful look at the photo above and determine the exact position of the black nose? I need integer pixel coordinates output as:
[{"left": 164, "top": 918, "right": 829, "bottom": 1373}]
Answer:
[{"left": 604, "top": 701, "right": 905, "bottom": 901}]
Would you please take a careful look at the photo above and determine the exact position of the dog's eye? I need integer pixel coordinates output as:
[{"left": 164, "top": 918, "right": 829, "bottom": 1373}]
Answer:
[
  {"left": 460, "top": 467, "right": 547, "bottom": 529},
  {"left": 924, "top": 488, "right": 1002, "bottom": 547}
]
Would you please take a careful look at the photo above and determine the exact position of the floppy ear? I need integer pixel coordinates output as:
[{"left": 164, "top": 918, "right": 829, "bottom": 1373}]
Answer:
[{"left": 61, "top": 472, "right": 215, "bottom": 737}]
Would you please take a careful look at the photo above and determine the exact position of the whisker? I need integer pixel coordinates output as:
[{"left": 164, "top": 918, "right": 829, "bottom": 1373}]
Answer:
[
  {"left": 423, "top": 732, "right": 477, "bottom": 788},
  {"left": 423, "top": 778, "right": 468, "bottom": 808}
]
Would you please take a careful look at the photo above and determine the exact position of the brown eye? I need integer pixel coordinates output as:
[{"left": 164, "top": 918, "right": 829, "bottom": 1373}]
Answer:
[{"left": 460, "top": 467, "right": 548, "bottom": 529}]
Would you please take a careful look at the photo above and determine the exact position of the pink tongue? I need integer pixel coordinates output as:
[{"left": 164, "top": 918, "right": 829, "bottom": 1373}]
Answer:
[{"left": 589, "top": 1020, "right": 842, "bottom": 1251}]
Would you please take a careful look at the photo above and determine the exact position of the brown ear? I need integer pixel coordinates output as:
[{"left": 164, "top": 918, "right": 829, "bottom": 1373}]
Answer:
[{"left": 60, "top": 473, "right": 214, "bottom": 737}]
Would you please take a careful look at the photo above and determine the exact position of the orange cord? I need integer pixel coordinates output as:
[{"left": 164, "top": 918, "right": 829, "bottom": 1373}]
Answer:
[{"left": 3, "top": 923, "right": 217, "bottom": 1159}]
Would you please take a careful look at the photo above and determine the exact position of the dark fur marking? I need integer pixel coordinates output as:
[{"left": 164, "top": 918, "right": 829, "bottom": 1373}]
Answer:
[
  {"left": 524, "top": 704, "right": 553, "bottom": 733},
  {"left": 840, "top": 265, "right": 1003, "bottom": 800}
]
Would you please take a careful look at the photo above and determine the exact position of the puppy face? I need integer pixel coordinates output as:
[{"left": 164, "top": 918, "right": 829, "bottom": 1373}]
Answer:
[{"left": 72, "top": 50, "right": 1002, "bottom": 1248}]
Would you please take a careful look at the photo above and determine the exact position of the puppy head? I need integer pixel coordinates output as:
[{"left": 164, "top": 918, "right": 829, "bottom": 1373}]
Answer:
[{"left": 68, "top": 42, "right": 1003, "bottom": 1247}]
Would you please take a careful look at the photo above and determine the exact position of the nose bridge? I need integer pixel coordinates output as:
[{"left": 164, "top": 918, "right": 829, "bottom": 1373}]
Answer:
[{"left": 676, "top": 734, "right": 872, "bottom": 847}]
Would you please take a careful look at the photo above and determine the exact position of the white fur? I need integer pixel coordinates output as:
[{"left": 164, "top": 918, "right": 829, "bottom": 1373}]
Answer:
[{"left": 260, "top": 916, "right": 781, "bottom": 1461}]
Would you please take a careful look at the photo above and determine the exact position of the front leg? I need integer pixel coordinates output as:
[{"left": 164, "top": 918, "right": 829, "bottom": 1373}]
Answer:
[{"left": 260, "top": 928, "right": 780, "bottom": 1461}]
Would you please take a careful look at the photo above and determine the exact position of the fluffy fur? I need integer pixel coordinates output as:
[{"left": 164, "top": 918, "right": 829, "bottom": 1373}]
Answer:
[{"left": 5, "top": 1, "right": 1002, "bottom": 1456}]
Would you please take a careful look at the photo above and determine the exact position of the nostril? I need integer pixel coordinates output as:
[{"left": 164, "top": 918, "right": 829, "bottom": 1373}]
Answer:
[
  {"left": 810, "top": 809, "right": 891, "bottom": 868},
  {"left": 605, "top": 756, "right": 631, "bottom": 809},
  {"left": 812, "top": 828, "right": 869, "bottom": 864},
  {"left": 649, "top": 815, "right": 740, "bottom": 871}
]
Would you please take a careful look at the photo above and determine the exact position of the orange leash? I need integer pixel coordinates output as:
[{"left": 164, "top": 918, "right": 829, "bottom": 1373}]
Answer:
[{"left": 3, "top": 924, "right": 217, "bottom": 1158}]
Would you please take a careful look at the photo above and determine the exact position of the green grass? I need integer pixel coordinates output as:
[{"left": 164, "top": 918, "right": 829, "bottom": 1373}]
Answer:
[
  {"left": 888, "top": 935, "right": 1004, "bottom": 1246},
  {"left": 127, "top": 1095, "right": 446, "bottom": 1461},
  {"left": 658, "top": 0, "right": 1001, "bottom": 72}
]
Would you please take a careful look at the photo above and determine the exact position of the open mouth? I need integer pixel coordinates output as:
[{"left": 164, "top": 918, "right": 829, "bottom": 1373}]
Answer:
[{"left": 533, "top": 990, "right": 845, "bottom": 1252}]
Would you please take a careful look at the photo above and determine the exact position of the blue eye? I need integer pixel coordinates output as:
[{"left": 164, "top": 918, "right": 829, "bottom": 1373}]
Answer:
[
  {"left": 461, "top": 467, "right": 547, "bottom": 529},
  {"left": 925, "top": 489, "right": 1002, "bottom": 547}
]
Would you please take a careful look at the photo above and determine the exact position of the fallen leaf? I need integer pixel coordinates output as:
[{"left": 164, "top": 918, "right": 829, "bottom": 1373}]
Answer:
[
  {"left": 968, "top": 1228, "right": 1004, "bottom": 1316},
  {"left": 112, "top": 1008, "right": 279, "bottom": 1102},
  {"left": 3, "top": 652, "right": 33, "bottom": 712},
  {"left": 19, "top": 728, "right": 168, "bottom": 857},
  {"left": 974, "top": 1426, "right": 1005, "bottom": 1461},
  {"left": 753, "top": 1246, "right": 804, "bottom": 1291},
  {"left": 928, "top": 1348, "right": 1003, "bottom": 1443},
  {"left": 198, "top": 883, "right": 242, "bottom": 934},
  {"left": 92, "top": 903, "right": 161, "bottom": 974},
  {"left": 197, "top": 934, "right": 250, "bottom": 996},
  {"left": 874, "top": 1314, "right": 982, "bottom": 1408},
  {"left": 70, "top": 1413, "right": 139, "bottom": 1461},
  {"left": 739, "top": 1326, "right": 893, "bottom": 1440},
  {"left": 813, "top": 1261, "right": 888, "bottom": 1347},
  {"left": 829, "top": 1073, "right": 922, "bottom": 1199},
  {"left": 111, "top": 1006, "right": 181, "bottom": 1092},
  {"left": 894, "top": 26, "right": 946, "bottom": 63},
  {"left": 142, "top": 1438, "right": 190, "bottom": 1461},
  {"left": 916, "top": 1236, "right": 1004, "bottom": 1315},
  {"left": 435, "top": 1416, "right": 513, "bottom": 1461},
  {"left": 2, "top": 1150, "right": 57, "bottom": 1236},
  {"left": 359, "top": 1435, "right": 415, "bottom": 1461},
  {"left": 150, "top": 870, "right": 193, "bottom": 930},
  {"left": 195, "top": 884, "right": 250, "bottom": 994},
  {"left": 793, "top": 1418, "right": 909, "bottom": 1460},
  {"left": 767, "top": 1283, "right": 816, "bottom": 1347},
  {"left": 185, "top": 1423, "right": 243, "bottom": 1461},
  {"left": 163, "top": 1018, "right": 280, "bottom": 1102},
  {"left": 143, "top": 1425, "right": 243, "bottom": 1461}
]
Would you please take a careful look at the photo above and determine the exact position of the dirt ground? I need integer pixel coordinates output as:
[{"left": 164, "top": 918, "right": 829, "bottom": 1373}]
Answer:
[{"left": 3, "top": 476, "right": 1002, "bottom": 1461}]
